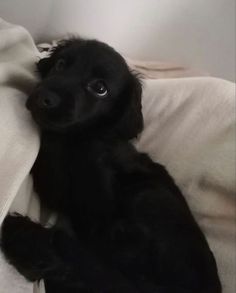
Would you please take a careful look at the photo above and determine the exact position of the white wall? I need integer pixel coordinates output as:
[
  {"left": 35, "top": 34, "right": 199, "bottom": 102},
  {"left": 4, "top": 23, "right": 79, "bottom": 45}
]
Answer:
[
  {"left": 0, "top": 0, "right": 235, "bottom": 81},
  {"left": 0, "top": 0, "right": 54, "bottom": 40}
]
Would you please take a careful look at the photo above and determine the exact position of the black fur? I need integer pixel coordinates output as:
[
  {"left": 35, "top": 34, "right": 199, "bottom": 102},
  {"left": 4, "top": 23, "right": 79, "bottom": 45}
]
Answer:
[{"left": 1, "top": 38, "right": 221, "bottom": 293}]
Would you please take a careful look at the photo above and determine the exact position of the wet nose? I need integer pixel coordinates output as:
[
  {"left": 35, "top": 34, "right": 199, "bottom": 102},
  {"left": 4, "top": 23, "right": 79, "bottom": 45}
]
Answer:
[{"left": 37, "top": 90, "right": 60, "bottom": 109}]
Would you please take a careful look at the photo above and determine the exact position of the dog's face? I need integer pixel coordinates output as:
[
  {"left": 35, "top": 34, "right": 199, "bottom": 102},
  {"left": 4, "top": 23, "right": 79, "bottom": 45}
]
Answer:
[{"left": 27, "top": 38, "right": 143, "bottom": 139}]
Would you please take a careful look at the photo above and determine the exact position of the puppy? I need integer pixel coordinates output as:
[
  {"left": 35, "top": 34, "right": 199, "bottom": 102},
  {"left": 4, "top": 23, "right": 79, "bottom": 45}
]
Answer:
[{"left": 1, "top": 38, "right": 221, "bottom": 293}]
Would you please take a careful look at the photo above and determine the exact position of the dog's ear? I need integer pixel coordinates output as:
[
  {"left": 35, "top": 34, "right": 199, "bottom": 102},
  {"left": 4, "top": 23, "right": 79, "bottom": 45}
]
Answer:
[
  {"left": 37, "top": 57, "right": 54, "bottom": 78},
  {"left": 115, "top": 73, "right": 143, "bottom": 140}
]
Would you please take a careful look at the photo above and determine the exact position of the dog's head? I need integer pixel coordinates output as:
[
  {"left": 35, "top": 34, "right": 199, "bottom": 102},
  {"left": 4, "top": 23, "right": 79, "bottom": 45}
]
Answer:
[{"left": 27, "top": 38, "right": 143, "bottom": 139}]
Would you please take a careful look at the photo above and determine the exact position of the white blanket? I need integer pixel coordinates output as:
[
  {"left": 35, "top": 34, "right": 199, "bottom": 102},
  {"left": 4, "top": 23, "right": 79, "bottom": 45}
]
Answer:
[
  {"left": 0, "top": 18, "right": 42, "bottom": 293},
  {"left": 0, "top": 18, "right": 235, "bottom": 293}
]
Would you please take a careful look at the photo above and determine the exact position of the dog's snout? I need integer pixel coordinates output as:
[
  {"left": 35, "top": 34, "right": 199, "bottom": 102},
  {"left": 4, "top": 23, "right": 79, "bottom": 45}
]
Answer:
[{"left": 36, "top": 89, "right": 60, "bottom": 109}]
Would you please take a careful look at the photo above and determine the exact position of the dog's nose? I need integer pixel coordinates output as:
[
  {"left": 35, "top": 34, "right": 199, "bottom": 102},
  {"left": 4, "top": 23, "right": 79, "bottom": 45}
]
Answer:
[{"left": 37, "top": 91, "right": 60, "bottom": 109}]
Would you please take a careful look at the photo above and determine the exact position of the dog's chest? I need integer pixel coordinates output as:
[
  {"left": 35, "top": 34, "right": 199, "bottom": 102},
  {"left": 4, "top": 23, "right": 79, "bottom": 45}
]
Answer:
[{"left": 32, "top": 137, "right": 116, "bottom": 217}]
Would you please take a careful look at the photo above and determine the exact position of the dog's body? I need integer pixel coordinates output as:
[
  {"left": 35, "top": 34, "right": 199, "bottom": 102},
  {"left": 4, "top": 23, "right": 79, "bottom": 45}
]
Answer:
[{"left": 1, "top": 38, "right": 221, "bottom": 293}]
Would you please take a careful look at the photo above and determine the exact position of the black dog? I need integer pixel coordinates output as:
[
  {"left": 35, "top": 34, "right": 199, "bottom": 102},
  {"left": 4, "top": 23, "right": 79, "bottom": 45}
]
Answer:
[{"left": 1, "top": 38, "right": 221, "bottom": 293}]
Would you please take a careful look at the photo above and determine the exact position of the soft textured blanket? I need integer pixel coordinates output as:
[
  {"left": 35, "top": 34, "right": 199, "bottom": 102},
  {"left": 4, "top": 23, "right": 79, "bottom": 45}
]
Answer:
[
  {"left": 0, "top": 18, "right": 42, "bottom": 293},
  {"left": 0, "top": 18, "right": 235, "bottom": 293}
]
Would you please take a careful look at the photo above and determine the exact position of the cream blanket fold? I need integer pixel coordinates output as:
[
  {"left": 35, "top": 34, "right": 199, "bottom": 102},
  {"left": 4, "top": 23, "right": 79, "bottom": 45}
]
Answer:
[{"left": 0, "top": 18, "right": 41, "bottom": 293}]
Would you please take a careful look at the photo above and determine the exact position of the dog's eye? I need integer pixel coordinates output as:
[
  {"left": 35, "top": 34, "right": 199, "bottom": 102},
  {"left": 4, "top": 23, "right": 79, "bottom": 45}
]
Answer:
[
  {"left": 55, "top": 58, "right": 66, "bottom": 71},
  {"left": 87, "top": 80, "right": 108, "bottom": 98}
]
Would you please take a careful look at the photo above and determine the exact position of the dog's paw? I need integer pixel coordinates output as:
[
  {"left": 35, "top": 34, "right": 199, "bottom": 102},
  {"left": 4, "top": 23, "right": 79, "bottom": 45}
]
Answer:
[
  {"left": 1, "top": 214, "right": 58, "bottom": 281},
  {"left": 1, "top": 213, "right": 37, "bottom": 239}
]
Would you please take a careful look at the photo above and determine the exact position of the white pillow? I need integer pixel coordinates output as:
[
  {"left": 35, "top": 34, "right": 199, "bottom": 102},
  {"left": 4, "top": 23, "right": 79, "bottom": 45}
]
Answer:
[{"left": 135, "top": 77, "right": 236, "bottom": 293}]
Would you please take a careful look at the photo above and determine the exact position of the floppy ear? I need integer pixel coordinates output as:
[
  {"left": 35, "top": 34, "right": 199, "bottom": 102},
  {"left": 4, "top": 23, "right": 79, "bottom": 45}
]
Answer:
[
  {"left": 115, "top": 73, "right": 143, "bottom": 140},
  {"left": 37, "top": 57, "right": 54, "bottom": 78}
]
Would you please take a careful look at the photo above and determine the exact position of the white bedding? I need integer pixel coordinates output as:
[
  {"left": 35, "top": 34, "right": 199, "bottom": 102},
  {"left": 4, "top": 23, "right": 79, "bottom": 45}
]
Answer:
[
  {"left": 0, "top": 18, "right": 43, "bottom": 293},
  {"left": 0, "top": 18, "right": 235, "bottom": 293}
]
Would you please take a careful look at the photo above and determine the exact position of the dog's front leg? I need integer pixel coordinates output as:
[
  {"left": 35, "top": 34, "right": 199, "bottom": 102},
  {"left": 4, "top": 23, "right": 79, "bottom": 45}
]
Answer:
[
  {"left": 1, "top": 214, "right": 139, "bottom": 293},
  {"left": 1, "top": 214, "right": 80, "bottom": 283}
]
